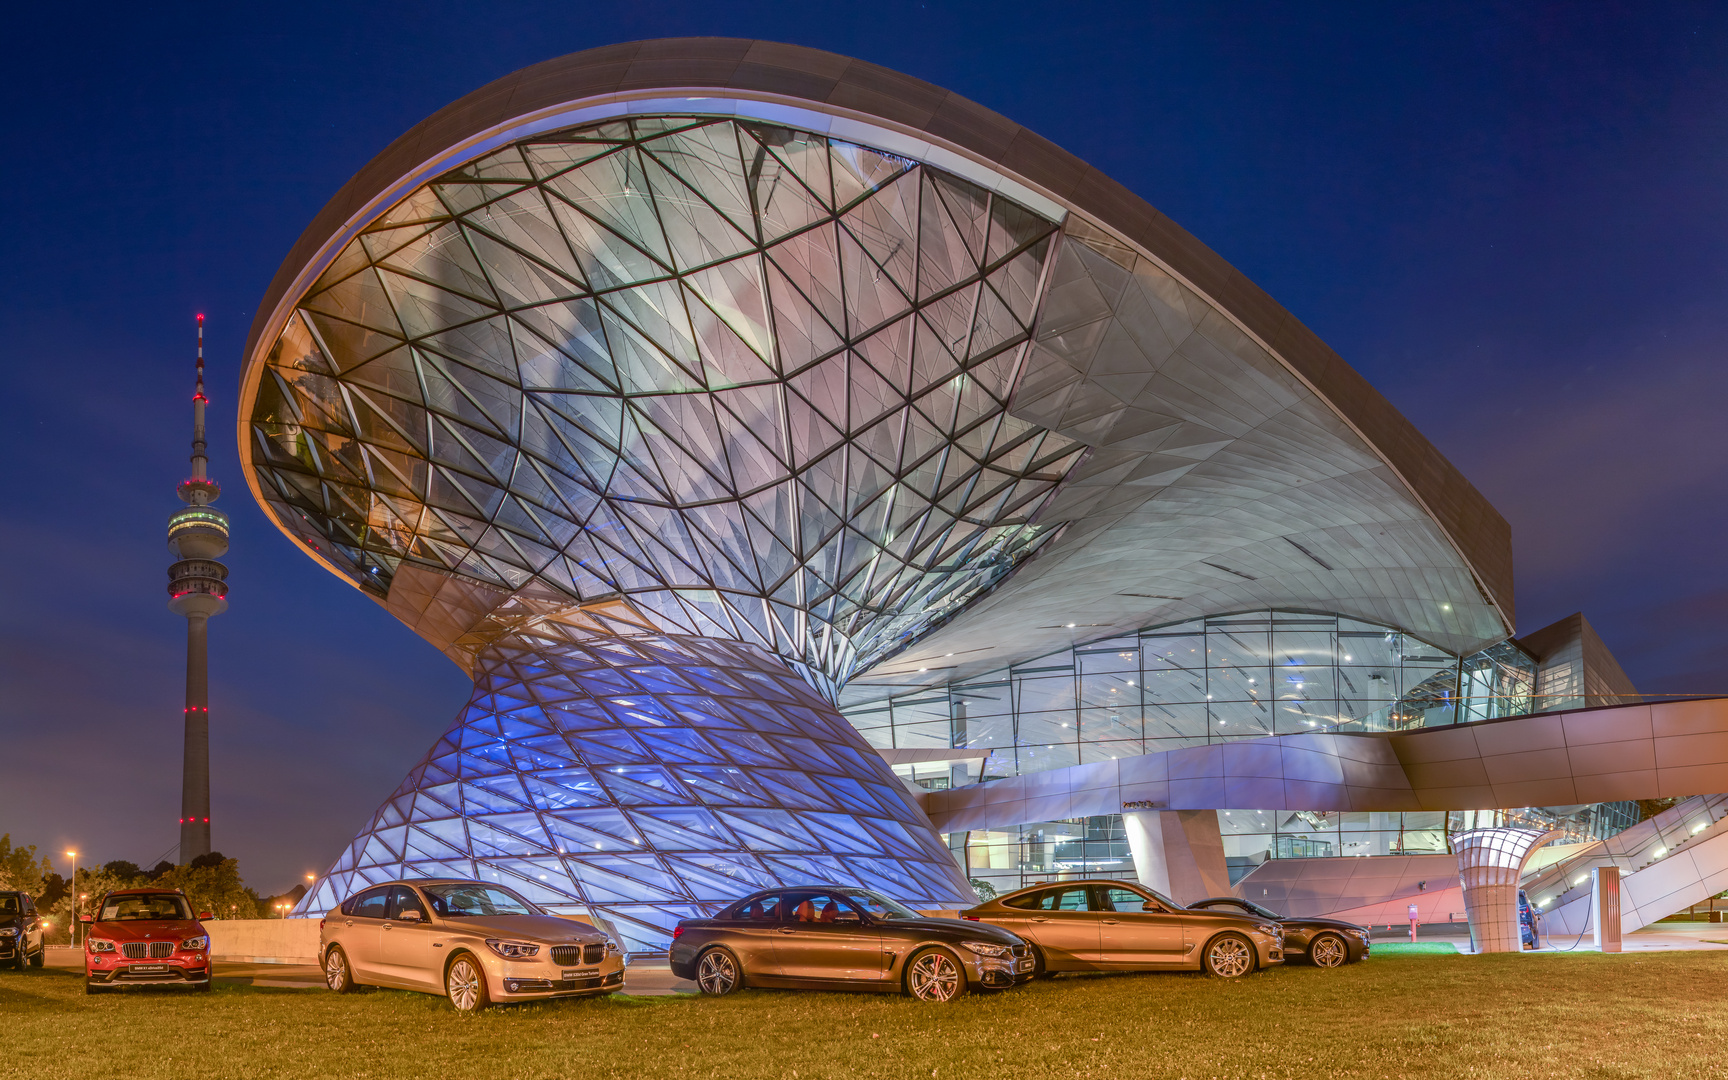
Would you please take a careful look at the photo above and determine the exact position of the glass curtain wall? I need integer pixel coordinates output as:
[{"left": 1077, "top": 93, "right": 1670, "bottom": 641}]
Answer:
[
  {"left": 960, "top": 816, "right": 1133, "bottom": 895},
  {"left": 842, "top": 609, "right": 1538, "bottom": 778}
]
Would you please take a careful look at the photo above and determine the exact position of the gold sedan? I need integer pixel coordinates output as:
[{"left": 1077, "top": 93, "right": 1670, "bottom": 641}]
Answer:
[
  {"left": 962, "top": 880, "right": 1282, "bottom": 979},
  {"left": 319, "top": 879, "right": 624, "bottom": 1011}
]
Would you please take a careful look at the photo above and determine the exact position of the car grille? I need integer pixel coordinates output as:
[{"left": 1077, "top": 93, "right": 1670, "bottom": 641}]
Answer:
[
  {"left": 120, "top": 942, "right": 174, "bottom": 959},
  {"left": 1010, "top": 943, "right": 1030, "bottom": 958},
  {"left": 550, "top": 944, "right": 606, "bottom": 965}
]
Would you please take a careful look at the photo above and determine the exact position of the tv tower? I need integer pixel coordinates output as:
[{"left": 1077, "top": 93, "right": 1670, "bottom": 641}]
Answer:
[{"left": 166, "top": 315, "right": 230, "bottom": 863}]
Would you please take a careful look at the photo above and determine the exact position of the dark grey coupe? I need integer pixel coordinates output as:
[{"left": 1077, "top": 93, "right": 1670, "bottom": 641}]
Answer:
[
  {"left": 1187, "top": 896, "right": 1370, "bottom": 967},
  {"left": 669, "top": 886, "right": 1034, "bottom": 1002}
]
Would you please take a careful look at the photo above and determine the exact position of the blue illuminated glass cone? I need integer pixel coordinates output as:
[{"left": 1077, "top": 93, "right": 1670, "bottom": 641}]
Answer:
[{"left": 296, "top": 630, "right": 974, "bottom": 951}]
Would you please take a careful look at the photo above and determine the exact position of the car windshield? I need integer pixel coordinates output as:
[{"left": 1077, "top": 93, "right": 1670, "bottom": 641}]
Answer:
[
  {"left": 99, "top": 894, "right": 192, "bottom": 921},
  {"left": 840, "top": 890, "right": 917, "bottom": 920},
  {"left": 422, "top": 884, "right": 538, "bottom": 917}
]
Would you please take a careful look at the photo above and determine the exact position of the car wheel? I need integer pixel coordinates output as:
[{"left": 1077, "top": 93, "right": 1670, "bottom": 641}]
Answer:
[
  {"left": 445, "top": 953, "right": 489, "bottom": 1013},
  {"left": 324, "top": 945, "right": 359, "bottom": 993},
  {"left": 1202, "top": 933, "right": 1256, "bottom": 979},
  {"left": 1308, "top": 932, "right": 1348, "bottom": 969},
  {"left": 29, "top": 947, "right": 43, "bottom": 968},
  {"left": 694, "top": 947, "right": 742, "bottom": 996},
  {"left": 904, "top": 947, "right": 967, "bottom": 1003},
  {"left": 10, "top": 953, "right": 24, "bottom": 971}
]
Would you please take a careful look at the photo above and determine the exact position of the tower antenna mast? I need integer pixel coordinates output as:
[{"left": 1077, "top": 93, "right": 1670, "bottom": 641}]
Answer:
[{"left": 167, "top": 313, "right": 230, "bottom": 863}]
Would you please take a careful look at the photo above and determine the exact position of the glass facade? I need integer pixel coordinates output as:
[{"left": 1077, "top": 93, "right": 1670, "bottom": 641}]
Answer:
[
  {"left": 842, "top": 609, "right": 1539, "bottom": 777},
  {"left": 294, "top": 627, "right": 975, "bottom": 951},
  {"left": 844, "top": 611, "right": 1635, "bottom": 889},
  {"left": 248, "top": 115, "right": 1081, "bottom": 692}
]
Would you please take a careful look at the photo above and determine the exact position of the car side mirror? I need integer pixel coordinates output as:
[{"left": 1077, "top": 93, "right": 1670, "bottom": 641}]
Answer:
[
  {"left": 399, "top": 909, "right": 424, "bottom": 922},
  {"left": 198, "top": 912, "right": 213, "bottom": 920},
  {"left": 80, "top": 915, "right": 93, "bottom": 924}
]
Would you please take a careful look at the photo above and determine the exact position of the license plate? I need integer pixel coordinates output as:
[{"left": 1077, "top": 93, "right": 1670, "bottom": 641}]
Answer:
[
  {"left": 561, "top": 969, "right": 598, "bottom": 979},
  {"left": 1015, "top": 959, "right": 1034, "bottom": 972},
  {"left": 131, "top": 965, "right": 169, "bottom": 973}
]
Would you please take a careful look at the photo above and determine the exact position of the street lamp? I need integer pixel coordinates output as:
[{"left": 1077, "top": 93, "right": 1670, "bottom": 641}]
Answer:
[{"left": 64, "top": 851, "right": 77, "bottom": 947}]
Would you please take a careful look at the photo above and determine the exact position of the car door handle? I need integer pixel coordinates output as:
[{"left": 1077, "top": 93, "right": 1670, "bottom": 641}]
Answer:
[
  {"left": 1031, "top": 917, "right": 1048, "bottom": 923},
  {"left": 776, "top": 927, "right": 797, "bottom": 934},
  {"left": 383, "top": 923, "right": 393, "bottom": 930},
  {"left": 1102, "top": 919, "right": 1119, "bottom": 925}
]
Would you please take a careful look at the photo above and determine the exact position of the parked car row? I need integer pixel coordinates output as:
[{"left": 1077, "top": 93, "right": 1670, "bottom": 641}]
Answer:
[{"left": 40, "top": 877, "right": 1369, "bottom": 1010}]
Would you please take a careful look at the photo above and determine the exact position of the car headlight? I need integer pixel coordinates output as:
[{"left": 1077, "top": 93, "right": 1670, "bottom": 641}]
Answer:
[
  {"left": 0, "top": 927, "right": 16, "bottom": 937},
  {"left": 87, "top": 939, "right": 116, "bottom": 953},
  {"left": 485, "top": 938, "right": 541, "bottom": 959},
  {"left": 181, "top": 935, "right": 209, "bottom": 951},
  {"left": 960, "top": 941, "right": 1012, "bottom": 958},
  {"left": 605, "top": 939, "right": 620, "bottom": 955},
  {"left": 1254, "top": 924, "right": 1278, "bottom": 938}
]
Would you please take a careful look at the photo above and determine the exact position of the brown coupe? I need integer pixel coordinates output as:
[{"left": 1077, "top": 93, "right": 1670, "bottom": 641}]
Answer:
[
  {"left": 669, "top": 886, "right": 1034, "bottom": 1002},
  {"left": 962, "top": 880, "right": 1283, "bottom": 979}
]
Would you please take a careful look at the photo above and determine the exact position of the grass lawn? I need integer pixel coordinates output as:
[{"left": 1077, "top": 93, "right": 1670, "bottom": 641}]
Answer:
[{"left": 2, "top": 951, "right": 1724, "bottom": 1079}]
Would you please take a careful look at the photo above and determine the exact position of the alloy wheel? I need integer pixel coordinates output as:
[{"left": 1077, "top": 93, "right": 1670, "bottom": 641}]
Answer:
[
  {"left": 907, "top": 950, "right": 961, "bottom": 1002},
  {"left": 324, "top": 949, "right": 348, "bottom": 990},
  {"left": 447, "top": 958, "right": 482, "bottom": 1011},
  {"left": 696, "top": 950, "right": 738, "bottom": 995},
  {"left": 1206, "top": 935, "right": 1254, "bottom": 978},
  {"left": 1309, "top": 933, "right": 1347, "bottom": 968}
]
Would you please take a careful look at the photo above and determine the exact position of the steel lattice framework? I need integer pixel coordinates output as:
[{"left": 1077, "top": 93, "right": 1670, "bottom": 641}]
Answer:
[
  {"left": 250, "top": 116, "right": 1082, "bottom": 688},
  {"left": 297, "top": 627, "right": 974, "bottom": 952}
]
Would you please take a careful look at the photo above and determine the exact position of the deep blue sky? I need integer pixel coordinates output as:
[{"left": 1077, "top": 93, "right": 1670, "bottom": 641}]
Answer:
[{"left": 3, "top": 2, "right": 1725, "bottom": 892}]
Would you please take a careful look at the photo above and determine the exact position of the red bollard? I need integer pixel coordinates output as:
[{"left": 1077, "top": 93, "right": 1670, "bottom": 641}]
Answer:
[{"left": 1408, "top": 902, "right": 1420, "bottom": 942}]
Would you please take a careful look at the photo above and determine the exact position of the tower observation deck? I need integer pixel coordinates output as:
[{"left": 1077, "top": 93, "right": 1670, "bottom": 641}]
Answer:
[{"left": 167, "top": 314, "right": 229, "bottom": 862}]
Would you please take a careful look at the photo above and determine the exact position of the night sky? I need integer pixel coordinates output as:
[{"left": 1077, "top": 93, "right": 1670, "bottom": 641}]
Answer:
[{"left": 3, "top": 3, "right": 1725, "bottom": 894}]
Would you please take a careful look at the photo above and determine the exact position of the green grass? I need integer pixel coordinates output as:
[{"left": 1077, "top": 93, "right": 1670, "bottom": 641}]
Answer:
[
  {"left": 4, "top": 952, "right": 1727, "bottom": 1079},
  {"left": 1370, "top": 942, "right": 1459, "bottom": 954}
]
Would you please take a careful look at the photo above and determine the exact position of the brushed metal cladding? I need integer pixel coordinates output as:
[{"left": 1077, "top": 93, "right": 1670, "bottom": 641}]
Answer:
[{"left": 923, "top": 698, "right": 1728, "bottom": 832}]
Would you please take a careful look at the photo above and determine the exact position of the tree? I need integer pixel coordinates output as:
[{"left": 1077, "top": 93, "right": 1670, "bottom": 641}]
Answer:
[
  {"left": 152, "top": 858, "right": 259, "bottom": 920},
  {"left": 0, "top": 835, "right": 52, "bottom": 896}
]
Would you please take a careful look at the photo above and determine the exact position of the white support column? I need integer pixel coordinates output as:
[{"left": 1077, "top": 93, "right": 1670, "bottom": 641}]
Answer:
[{"left": 1123, "top": 809, "right": 1231, "bottom": 905}]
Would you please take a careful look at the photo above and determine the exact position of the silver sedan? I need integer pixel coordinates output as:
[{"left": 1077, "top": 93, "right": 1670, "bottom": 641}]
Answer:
[{"left": 319, "top": 878, "right": 625, "bottom": 1011}]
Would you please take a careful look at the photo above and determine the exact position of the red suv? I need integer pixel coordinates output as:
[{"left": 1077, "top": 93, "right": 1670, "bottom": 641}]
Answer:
[{"left": 83, "top": 888, "right": 213, "bottom": 994}]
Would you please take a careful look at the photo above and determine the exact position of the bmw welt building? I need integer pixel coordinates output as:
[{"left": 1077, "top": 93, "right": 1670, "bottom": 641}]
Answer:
[{"left": 250, "top": 40, "right": 1721, "bottom": 952}]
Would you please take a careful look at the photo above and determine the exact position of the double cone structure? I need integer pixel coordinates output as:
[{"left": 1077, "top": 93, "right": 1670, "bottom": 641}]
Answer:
[{"left": 243, "top": 41, "right": 1534, "bottom": 950}]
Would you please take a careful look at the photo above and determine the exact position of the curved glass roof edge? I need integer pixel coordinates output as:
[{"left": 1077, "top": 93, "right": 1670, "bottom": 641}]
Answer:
[{"left": 252, "top": 95, "right": 1065, "bottom": 378}]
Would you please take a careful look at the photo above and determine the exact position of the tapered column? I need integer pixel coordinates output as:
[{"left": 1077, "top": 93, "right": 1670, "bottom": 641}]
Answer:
[
  {"left": 294, "top": 630, "right": 977, "bottom": 952},
  {"left": 180, "top": 613, "right": 211, "bottom": 860}
]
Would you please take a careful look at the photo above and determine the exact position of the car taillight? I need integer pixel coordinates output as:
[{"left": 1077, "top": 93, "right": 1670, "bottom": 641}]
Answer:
[
  {"left": 671, "top": 925, "right": 684, "bottom": 940},
  {"left": 962, "top": 915, "right": 981, "bottom": 921}
]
